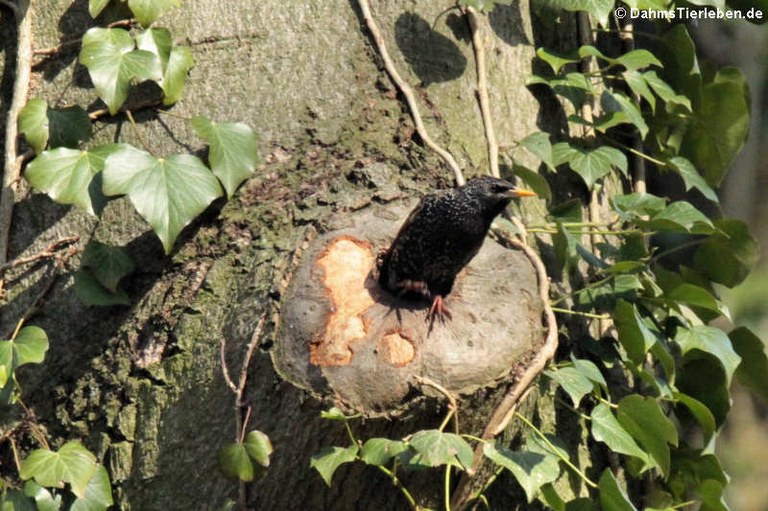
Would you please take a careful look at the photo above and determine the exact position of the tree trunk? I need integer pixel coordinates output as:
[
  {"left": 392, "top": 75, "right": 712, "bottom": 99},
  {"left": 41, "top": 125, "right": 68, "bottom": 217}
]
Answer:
[{"left": 1, "top": 1, "right": 579, "bottom": 509}]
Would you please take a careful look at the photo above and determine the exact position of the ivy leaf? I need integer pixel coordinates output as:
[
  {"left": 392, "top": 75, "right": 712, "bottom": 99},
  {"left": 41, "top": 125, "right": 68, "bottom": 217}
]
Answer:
[
  {"left": 519, "top": 132, "right": 555, "bottom": 171},
  {"left": 598, "top": 91, "right": 649, "bottom": 138},
  {"left": 483, "top": 444, "right": 560, "bottom": 503},
  {"left": 74, "top": 268, "right": 131, "bottom": 306},
  {"left": 102, "top": 144, "right": 223, "bottom": 253},
  {"left": 310, "top": 445, "right": 359, "bottom": 486},
  {"left": 0, "top": 326, "right": 49, "bottom": 372},
  {"left": 70, "top": 465, "right": 113, "bottom": 511},
  {"left": 25, "top": 147, "right": 115, "bottom": 215},
  {"left": 512, "top": 164, "right": 551, "bottom": 200},
  {"left": 161, "top": 46, "right": 194, "bottom": 105},
  {"left": 19, "top": 442, "right": 98, "bottom": 498},
  {"left": 616, "top": 396, "right": 678, "bottom": 476},
  {"left": 135, "top": 28, "right": 172, "bottom": 70},
  {"left": 408, "top": 430, "right": 473, "bottom": 469},
  {"left": 643, "top": 70, "right": 692, "bottom": 111},
  {"left": 590, "top": 404, "right": 649, "bottom": 466},
  {"left": 665, "top": 283, "right": 725, "bottom": 316},
  {"left": 243, "top": 430, "right": 273, "bottom": 468},
  {"left": 319, "top": 407, "right": 359, "bottom": 421},
  {"left": 219, "top": 443, "right": 255, "bottom": 482},
  {"left": 23, "top": 481, "right": 62, "bottom": 511},
  {"left": 191, "top": 116, "right": 259, "bottom": 197},
  {"left": 615, "top": 49, "right": 662, "bottom": 71},
  {"left": 88, "top": 0, "right": 111, "bottom": 18},
  {"left": 681, "top": 67, "right": 750, "bottom": 187},
  {"left": 360, "top": 438, "right": 408, "bottom": 466},
  {"left": 623, "top": 70, "right": 656, "bottom": 112},
  {"left": 0, "top": 490, "right": 36, "bottom": 511},
  {"left": 127, "top": 0, "right": 181, "bottom": 27},
  {"left": 694, "top": 218, "right": 758, "bottom": 288},
  {"left": 82, "top": 241, "right": 134, "bottom": 293},
  {"left": 48, "top": 106, "right": 92, "bottom": 149},
  {"left": 565, "top": 145, "right": 628, "bottom": 189},
  {"left": 614, "top": 300, "right": 658, "bottom": 365},
  {"left": 79, "top": 28, "right": 162, "bottom": 115},
  {"left": 535, "top": 47, "right": 578, "bottom": 74},
  {"left": 544, "top": 366, "right": 594, "bottom": 407},
  {"left": 610, "top": 192, "right": 666, "bottom": 221},
  {"left": 729, "top": 327, "right": 768, "bottom": 401},
  {"left": 545, "top": 0, "right": 615, "bottom": 27},
  {"left": 598, "top": 469, "right": 638, "bottom": 511},
  {"left": 18, "top": 98, "right": 49, "bottom": 154},
  {"left": 668, "top": 156, "right": 718, "bottom": 203},
  {"left": 674, "top": 392, "right": 716, "bottom": 441},
  {"left": 675, "top": 326, "right": 741, "bottom": 387},
  {"left": 571, "top": 358, "right": 607, "bottom": 390},
  {"left": 641, "top": 201, "right": 714, "bottom": 234}
]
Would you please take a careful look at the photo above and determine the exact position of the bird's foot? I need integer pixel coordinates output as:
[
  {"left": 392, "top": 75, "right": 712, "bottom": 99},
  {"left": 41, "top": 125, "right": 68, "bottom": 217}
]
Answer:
[{"left": 427, "top": 295, "right": 452, "bottom": 323}]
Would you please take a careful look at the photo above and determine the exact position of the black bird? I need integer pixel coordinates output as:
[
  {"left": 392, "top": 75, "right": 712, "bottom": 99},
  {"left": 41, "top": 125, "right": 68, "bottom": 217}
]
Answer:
[{"left": 378, "top": 176, "right": 536, "bottom": 320}]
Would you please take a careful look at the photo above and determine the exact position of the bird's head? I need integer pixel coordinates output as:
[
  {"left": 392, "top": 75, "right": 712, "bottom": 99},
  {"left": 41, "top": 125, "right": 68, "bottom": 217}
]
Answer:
[{"left": 462, "top": 176, "right": 537, "bottom": 210}]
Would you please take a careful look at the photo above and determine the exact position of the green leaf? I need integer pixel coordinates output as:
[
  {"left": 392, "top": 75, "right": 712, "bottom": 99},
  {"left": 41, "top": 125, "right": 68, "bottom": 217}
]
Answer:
[
  {"left": 616, "top": 396, "right": 678, "bottom": 476},
  {"left": 23, "top": 481, "right": 62, "bottom": 511},
  {"left": 623, "top": 70, "right": 656, "bottom": 112},
  {"left": 161, "top": 46, "right": 194, "bottom": 105},
  {"left": 544, "top": 0, "right": 614, "bottom": 27},
  {"left": 519, "top": 132, "right": 555, "bottom": 171},
  {"left": 544, "top": 366, "right": 594, "bottom": 407},
  {"left": 319, "top": 407, "right": 356, "bottom": 421},
  {"left": 571, "top": 358, "right": 607, "bottom": 390},
  {"left": 18, "top": 98, "right": 49, "bottom": 154},
  {"left": 79, "top": 28, "right": 162, "bottom": 115},
  {"left": 0, "top": 326, "right": 49, "bottom": 370},
  {"left": 0, "top": 490, "right": 36, "bottom": 511},
  {"left": 512, "top": 164, "right": 551, "bottom": 200},
  {"left": 483, "top": 444, "right": 560, "bottom": 502},
  {"left": 535, "top": 47, "right": 578, "bottom": 74},
  {"left": 674, "top": 392, "right": 716, "bottom": 441},
  {"left": 615, "top": 49, "right": 662, "bottom": 71},
  {"left": 19, "top": 442, "right": 98, "bottom": 498},
  {"left": 675, "top": 326, "right": 741, "bottom": 387},
  {"left": 610, "top": 192, "right": 666, "bottom": 221},
  {"left": 598, "top": 469, "right": 638, "bottom": 511},
  {"left": 127, "top": 0, "right": 181, "bottom": 27},
  {"left": 310, "top": 445, "right": 359, "bottom": 486},
  {"left": 641, "top": 201, "right": 714, "bottom": 234},
  {"left": 47, "top": 106, "right": 91, "bottom": 149},
  {"left": 458, "top": 0, "right": 514, "bottom": 11},
  {"left": 25, "top": 148, "right": 105, "bottom": 214},
  {"left": 88, "top": 0, "right": 111, "bottom": 18},
  {"left": 243, "top": 430, "right": 273, "bottom": 468},
  {"left": 74, "top": 268, "right": 131, "bottom": 306},
  {"left": 191, "top": 116, "right": 259, "bottom": 197},
  {"left": 694, "top": 218, "right": 758, "bottom": 287},
  {"left": 590, "top": 404, "right": 649, "bottom": 466},
  {"left": 561, "top": 145, "right": 628, "bottom": 189},
  {"left": 82, "top": 241, "right": 134, "bottom": 293},
  {"left": 102, "top": 144, "right": 223, "bottom": 253},
  {"left": 729, "top": 327, "right": 768, "bottom": 401},
  {"left": 668, "top": 156, "right": 718, "bottom": 203},
  {"left": 598, "top": 91, "right": 649, "bottom": 138},
  {"left": 360, "top": 438, "right": 408, "bottom": 466},
  {"left": 70, "top": 466, "right": 113, "bottom": 511},
  {"left": 643, "top": 70, "right": 692, "bottom": 111},
  {"left": 135, "top": 28, "right": 172, "bottom": 70},
  {"left": 219, "top": 443, "right": 255, "bottom": 482},
  {"left": 408, "top": 430, "right": 473, "bottom": 469},
  {"left": 614, "top": 300, "right": 658, "bottom": 365},
  {"left": 666, "top": 283, "right": 725, "bottom": 317},
  {"left": 681, "top": 67, "right": 750, "bottom": 187}
]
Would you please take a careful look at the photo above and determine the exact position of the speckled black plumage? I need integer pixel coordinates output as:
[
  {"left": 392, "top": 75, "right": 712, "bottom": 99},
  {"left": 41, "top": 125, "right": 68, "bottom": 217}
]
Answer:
[{"left": 379, "top": 176, "right": 533, "bottom": 312}]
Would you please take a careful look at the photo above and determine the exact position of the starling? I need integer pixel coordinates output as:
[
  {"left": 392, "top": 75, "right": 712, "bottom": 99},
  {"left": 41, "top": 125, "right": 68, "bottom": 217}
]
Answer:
[{"left": 378, "top": 176, "right": 536, "bottom": 320}]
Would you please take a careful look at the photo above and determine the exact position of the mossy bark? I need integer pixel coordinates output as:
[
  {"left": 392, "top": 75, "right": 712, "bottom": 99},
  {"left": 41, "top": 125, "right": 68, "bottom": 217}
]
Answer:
[{"left": 0, "top": 1, "right": 589, "bottom": 509}]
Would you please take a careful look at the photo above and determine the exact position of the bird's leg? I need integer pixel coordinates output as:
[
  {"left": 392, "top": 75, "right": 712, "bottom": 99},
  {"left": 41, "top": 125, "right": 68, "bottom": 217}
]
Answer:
[
  {"left": 428, "top": 295, "right": 452, "bottom": 322},
  {"left": 395, "top": 280, "right": 452, "bottom": 322}
]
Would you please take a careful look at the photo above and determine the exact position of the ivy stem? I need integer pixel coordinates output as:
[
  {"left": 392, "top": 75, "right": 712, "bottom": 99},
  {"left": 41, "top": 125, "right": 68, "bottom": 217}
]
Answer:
[
  {"left": 356, "top": 0, "right": 465, "bottom": 185},
  {"left": 649, "top": 238, "right": 707, "bottom": 264},
  {"left": 125, "top": 110, "right": 151, "bottom": 152},
  {"left": 375, "top": 465, "right": 419, "bottom": 510},
  {"left": 606, "top": 137, "right": 667, "bottom": 168},
  {"left": 444, "top": 465, "right": 452, "bottom": 511},
  {"left": 550, "top": 307, "right": 610, "bottom": 320},
  {"left": 515, "top": 412, "right": 598, "bottom": 489},
  {"left": 463, "top": 5, "right": 499, "bottom": 178},
  {"left": 550, "top": 275, "right": 613, "bottom": 306}
]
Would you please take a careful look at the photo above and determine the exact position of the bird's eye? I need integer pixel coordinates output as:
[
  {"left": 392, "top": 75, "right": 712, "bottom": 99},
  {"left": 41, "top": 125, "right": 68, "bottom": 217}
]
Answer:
[{"left": 492, "top": 184, "right": 510, "bottom": 193}]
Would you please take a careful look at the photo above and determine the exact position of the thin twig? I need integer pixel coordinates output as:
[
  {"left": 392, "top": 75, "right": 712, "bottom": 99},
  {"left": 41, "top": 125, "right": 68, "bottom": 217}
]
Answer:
[
  {"left": 1, "top": 0, "right": 33, "bottom": 266},
  {"left": 414, "top": 375, "right": 459, "bottom": 433},
  {"left": 356, "top": 0, "right": 465, "bottom": 186},
  {"left": 0, "top": 236, "right": 79, "bottom": 276},
  {"left": 452, "top": 218, "right": 558, "bottom": 510},
  {"left": 463, "top": 6, "right": 499, "bottom": 178},
  {"left": 618, "top": 22, "right": 646, "bottom": 194}
]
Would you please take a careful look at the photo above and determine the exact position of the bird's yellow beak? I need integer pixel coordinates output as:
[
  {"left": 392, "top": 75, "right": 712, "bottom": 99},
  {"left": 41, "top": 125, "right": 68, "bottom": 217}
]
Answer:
[{"left": 511, "top": 189, "right": 537, "bottom": 198}]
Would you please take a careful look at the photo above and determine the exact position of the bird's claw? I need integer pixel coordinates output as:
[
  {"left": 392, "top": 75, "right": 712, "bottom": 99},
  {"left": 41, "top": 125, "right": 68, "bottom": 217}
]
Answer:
[{"left": 427, "top": 295, "right": 452, "bottom": 323}]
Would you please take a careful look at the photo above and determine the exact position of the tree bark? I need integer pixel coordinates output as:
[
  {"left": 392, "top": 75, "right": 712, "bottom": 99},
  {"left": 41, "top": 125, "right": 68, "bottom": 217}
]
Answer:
[{"left": 0, "top": 1, "right": 576, "bottom": 509}]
